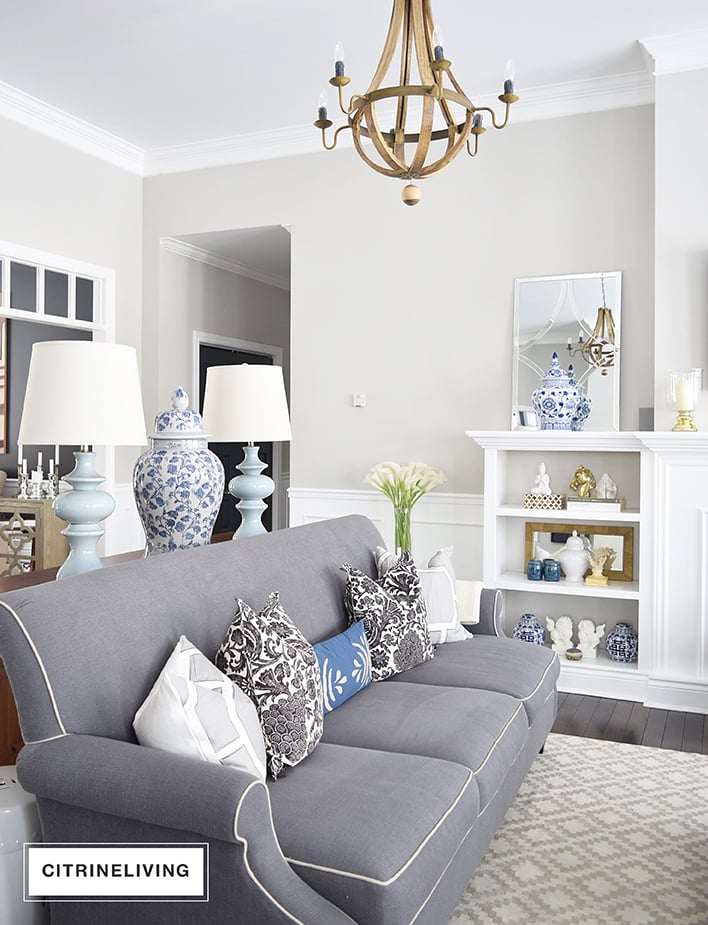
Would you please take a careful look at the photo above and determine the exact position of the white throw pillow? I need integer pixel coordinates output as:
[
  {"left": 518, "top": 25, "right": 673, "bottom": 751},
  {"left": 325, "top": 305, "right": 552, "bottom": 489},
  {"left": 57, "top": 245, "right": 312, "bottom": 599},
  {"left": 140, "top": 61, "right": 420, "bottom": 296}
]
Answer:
[
  {"left": 374, "top": 545, "right": 473, "bottom": 644},
  {"left": 133, "top": 635, "right": 267, "bottom": 782}
]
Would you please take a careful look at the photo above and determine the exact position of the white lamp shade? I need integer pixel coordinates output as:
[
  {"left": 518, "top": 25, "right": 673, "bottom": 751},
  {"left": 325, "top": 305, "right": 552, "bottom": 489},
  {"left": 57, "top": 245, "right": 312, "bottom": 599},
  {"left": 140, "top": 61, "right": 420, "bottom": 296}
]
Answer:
[
  {"left": 202, "top": 364, "right": 292, "bottom": 443},
  {"left": 18, "top": 341, "right": 147, "bottom": 447}
]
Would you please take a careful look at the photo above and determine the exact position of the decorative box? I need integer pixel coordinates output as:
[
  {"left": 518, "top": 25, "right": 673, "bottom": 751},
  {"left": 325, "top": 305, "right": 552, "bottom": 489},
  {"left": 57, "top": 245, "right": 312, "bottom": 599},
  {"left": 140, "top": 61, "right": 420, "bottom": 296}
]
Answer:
[{"left": 523, "top": 492, "right": 566, "bottom": 510}]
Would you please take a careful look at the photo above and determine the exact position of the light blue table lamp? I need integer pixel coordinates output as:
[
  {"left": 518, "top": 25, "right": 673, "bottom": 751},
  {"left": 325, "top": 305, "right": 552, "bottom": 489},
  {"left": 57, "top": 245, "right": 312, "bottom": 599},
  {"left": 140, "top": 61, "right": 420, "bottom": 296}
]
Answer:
[
  {"left": 17, "top": 341, "right": 147, "bottom": 579},
  {"left": 201, "top": 364, "right": 292, "bottom": 538}
]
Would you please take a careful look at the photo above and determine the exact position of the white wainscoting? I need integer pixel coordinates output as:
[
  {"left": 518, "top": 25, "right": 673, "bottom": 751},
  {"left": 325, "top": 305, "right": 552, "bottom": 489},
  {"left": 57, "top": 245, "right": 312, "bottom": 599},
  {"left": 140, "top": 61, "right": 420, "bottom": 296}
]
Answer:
[
  {"left": 288, "top": 488, "right": 484, "bottom": 580},
  {"left": 105, "top": 482, "right": 145, "bottom": 557}
]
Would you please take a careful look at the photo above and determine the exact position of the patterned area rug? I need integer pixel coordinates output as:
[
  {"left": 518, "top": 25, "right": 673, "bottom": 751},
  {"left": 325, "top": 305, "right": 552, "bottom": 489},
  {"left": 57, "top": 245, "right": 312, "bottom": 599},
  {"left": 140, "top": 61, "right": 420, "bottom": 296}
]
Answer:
[{"left": 451, "top": 733, "right": 708, "bottom": 925}]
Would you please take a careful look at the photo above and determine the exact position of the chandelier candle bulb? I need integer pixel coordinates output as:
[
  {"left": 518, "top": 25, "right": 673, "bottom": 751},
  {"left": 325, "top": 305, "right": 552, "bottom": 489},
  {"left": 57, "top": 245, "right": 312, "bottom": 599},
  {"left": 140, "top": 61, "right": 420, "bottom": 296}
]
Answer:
[
  {"left": 334, "top": 41, "right": 345, "bottom": 76},
  {"left": 432, "top": 24, "right": 445, "bottom": 60},
  {"left": 318, "top": 89, "right": 328, "bottom": 121},
  {"left": 504, "top": 59, "right": 515, "bottom": 94}
]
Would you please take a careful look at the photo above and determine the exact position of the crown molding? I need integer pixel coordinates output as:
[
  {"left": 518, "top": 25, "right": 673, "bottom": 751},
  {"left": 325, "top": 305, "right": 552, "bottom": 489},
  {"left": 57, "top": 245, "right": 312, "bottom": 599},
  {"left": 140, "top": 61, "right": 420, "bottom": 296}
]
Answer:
[
  {"left": 0, "top": 71, "right": 653, "bottom": 178},
  {"left": 160, "top": 236, "right": 290, "bottom": 291},
  {"left": 144, "top": 72, "right": 654, "bottom": 175},
  {"left": 639, "top": 30, "right": 708, "bottom": 76},
  {"left": 142, "top": 124, "right": 328, "bottom": 176},
  {"left": 0, "top": 80, "right": 144, "bottom": 175}
]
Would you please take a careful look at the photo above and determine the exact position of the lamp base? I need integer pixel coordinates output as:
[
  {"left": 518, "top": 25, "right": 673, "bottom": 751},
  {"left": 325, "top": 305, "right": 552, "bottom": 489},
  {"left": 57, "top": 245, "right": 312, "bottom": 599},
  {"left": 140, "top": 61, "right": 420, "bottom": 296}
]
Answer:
[
  {"left": 228, "top": 445, "right": 274, "bottom": 539},
  {"left": 672, "top": 410, "right": 698, "bottom": 432},
  {"left": 52, "top": 451, "right": 115, "bottom": 579}
]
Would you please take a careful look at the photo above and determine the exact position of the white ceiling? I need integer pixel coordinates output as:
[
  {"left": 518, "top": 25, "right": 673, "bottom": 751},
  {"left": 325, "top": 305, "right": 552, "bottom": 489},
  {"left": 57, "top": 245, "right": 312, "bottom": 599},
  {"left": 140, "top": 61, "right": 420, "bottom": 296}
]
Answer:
[
  {"left": 3, "top": 1, "right": 708, "bottom": 281},
  {"left": 3, "top": 0, "right": 708, "bottom": 154}
]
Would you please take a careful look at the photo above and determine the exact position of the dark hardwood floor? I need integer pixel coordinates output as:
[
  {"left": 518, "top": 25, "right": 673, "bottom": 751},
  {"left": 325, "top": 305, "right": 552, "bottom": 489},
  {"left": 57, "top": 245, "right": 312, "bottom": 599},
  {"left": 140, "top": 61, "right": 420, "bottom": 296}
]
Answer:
[{"left": 552, "top": 692, "right": 708, "bottom": 754}]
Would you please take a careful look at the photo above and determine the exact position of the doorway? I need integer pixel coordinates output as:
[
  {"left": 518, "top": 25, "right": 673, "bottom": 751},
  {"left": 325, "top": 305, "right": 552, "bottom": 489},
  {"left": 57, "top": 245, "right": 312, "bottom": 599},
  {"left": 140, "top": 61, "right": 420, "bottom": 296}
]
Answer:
[{"left": 197, "top": 337, "right": 284, "bottom": 536}]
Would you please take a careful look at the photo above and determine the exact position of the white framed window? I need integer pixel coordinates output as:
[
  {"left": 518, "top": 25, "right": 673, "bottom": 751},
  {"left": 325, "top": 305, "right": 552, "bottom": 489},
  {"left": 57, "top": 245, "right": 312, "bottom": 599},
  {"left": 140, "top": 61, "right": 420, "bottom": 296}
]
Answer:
[{"left": 0, "top": 240, "right": 113, "bottom": 336}]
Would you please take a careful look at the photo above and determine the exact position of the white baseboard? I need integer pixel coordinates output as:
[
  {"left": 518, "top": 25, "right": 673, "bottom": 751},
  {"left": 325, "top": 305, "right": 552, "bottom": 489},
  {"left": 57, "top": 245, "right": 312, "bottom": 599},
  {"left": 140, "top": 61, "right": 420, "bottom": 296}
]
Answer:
[
  {"left": 288, "top": 487, "right": 484, "bottom": 580},
  {"left": 646, "top": 677, "right": 708, "bottom": 715}
]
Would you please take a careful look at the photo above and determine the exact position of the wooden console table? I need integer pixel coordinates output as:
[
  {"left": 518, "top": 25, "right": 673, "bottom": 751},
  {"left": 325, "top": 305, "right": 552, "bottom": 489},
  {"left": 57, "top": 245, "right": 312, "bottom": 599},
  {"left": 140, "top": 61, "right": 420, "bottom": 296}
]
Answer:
[{"left": 0, "top": 497, "right": 68, "bottom": 577}]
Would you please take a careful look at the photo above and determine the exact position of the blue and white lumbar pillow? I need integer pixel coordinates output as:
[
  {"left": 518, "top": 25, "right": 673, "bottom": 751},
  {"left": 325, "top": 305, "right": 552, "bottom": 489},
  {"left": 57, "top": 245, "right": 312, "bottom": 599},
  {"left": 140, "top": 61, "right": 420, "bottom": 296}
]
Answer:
[{"left": 314, "top": 622, "right": 372, "bottom": 713}]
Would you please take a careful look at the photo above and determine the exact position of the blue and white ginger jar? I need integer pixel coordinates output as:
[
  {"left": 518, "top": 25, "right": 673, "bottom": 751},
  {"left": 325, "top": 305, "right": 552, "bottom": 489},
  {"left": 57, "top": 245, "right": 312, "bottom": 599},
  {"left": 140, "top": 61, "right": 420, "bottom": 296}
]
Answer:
[
  {"left": 133, "top": 387, "right": 225, "bottom": 556},
  {"left": 531, "top": 353, "right": 580, "bottom": 431},
  {"left": 512, "top": 613, "right": 546, "bottom": 645},
  {"left": 605, "top": 623, "right": 638, "bottom": 663},
  {"left": 568, "top": 364, "right": 592, "bottom": 432}
]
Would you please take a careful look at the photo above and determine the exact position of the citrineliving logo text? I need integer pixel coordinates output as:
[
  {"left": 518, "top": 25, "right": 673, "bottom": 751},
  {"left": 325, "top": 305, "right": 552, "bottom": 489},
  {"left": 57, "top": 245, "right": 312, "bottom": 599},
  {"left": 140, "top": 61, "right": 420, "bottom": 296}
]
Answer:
[{"left": 24, "top": 843, "right": 208, "bottom": 902}]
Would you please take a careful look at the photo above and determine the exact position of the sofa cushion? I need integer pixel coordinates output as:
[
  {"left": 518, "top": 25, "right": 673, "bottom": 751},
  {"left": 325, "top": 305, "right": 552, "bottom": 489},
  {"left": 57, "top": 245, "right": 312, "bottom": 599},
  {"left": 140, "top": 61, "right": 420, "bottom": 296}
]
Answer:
[
  {"left": 374, "top": 545, "right": 472, "bottom": 643},
  {"left": 268, "top": 741, "right": 480, "bottom": 925},
  {"left": 215, "top": 592, "right": 323, "bottom": 779},
  {"left": 320, "top": 681, "right": 528, "bottom": 811},
  {"left": 341, "top": 555, "right": 433, "bottom": 681},
  {"left": 133, "top": 635, "right": 267, "bottom": 780},
  {"left": 313, "top": 622, "right": 372, "bottom": 714},
  {"left": 387, "top": 635, "right": 560, "bottom": 726}
]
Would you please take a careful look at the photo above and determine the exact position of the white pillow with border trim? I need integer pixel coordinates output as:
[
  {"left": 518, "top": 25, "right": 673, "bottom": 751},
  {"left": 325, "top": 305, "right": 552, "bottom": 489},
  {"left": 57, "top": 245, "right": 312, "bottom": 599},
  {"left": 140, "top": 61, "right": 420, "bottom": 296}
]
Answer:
[
  {"left": 133, "top": 635, "right": 267, "bottom": 782},
  {"left": 374, "top": 546, "right": 473, "bottom": 644}
]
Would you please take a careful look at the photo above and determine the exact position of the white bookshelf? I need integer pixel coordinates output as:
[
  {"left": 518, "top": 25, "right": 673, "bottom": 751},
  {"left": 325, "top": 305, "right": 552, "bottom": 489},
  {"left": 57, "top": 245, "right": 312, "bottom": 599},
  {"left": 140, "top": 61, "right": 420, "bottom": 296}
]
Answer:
[{"left": 468, "top": 430, "right": 708, "bottom": 713}]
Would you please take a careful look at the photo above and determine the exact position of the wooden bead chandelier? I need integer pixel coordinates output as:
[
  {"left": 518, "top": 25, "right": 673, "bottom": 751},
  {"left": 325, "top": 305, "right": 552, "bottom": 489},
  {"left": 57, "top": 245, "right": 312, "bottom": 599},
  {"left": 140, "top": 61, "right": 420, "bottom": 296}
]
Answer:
[{"left": 314, "top": 0, "right": 519, "bottom": 205}]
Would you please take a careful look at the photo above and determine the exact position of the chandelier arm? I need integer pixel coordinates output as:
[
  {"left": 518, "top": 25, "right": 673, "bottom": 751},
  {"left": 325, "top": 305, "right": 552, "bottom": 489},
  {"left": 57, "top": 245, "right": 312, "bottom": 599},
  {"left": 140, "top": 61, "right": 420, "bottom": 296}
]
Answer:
[
  {"left": 319, "top": 124, "right": 353, "bottom": 152},
  {"left": 474, "top": 100, "right": 513, "bottom": 130},
  {"left": 466, "top": 131, "right": 480, "bottom": 157}
]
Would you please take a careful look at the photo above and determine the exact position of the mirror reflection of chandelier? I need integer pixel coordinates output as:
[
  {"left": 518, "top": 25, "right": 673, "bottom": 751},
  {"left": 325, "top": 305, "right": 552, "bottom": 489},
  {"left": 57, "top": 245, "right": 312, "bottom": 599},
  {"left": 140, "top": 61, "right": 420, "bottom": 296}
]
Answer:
[
  {"left": 567, "top": 275, "right": 618, "bottom": 376},
  {"left": 313, "top": 0, "right": 518, "bottom": 206}
]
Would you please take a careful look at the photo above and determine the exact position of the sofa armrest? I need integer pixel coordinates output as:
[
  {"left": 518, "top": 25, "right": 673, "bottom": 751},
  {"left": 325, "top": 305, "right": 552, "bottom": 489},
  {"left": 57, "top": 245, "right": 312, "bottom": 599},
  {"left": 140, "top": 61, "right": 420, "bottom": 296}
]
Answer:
[
  {"left": 18, "top": 735, "right": 355, "bottom": 924},
  {"left": 474, "top": 588, "right": 506, "bottom": 637},
  {"left": 18, "top": 734, "right": 260, "bottom": 843}
]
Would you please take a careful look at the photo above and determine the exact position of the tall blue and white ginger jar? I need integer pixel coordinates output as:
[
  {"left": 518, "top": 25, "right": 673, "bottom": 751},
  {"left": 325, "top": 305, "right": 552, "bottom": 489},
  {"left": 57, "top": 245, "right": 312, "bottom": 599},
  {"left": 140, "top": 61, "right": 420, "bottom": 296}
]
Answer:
[
  {"left": 568, "top": 364, "right": 592, "bottom": 432},
  {"left": 531, "top": 353, "right": 581, "bottom": 431},
  {"left": 512, "top": 613, "right": 546, "bottom": 645},
  {"left": 133, "top": 387, "right": 225, "bottom": 556},
  {"left": 605, "top": 622, "right": 638, "bottom": 663}
]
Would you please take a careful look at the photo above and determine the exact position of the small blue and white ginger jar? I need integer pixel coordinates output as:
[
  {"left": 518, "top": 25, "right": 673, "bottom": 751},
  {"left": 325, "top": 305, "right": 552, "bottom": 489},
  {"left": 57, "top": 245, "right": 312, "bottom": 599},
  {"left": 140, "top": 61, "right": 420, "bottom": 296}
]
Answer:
[
  {"left": 133, "top": 387, "right": 225, "bottom": 556},
  {"left": 531, "top": 353, "right": 580, "bottom": 431},
  {"left": 512, "top": 613, "right": 546, "bottom": 645},
  {"left": 605, "top": 623, "right": 638, "bottom": 663}
]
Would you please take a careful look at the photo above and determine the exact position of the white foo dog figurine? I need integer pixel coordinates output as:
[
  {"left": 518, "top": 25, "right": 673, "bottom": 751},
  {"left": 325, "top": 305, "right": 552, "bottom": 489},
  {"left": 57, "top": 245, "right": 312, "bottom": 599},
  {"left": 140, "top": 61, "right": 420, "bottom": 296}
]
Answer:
[
  {"left": 546, "top": 615, "right": 574, "bottom": 655},
  {"left": 578, "top": 619, "right": 605, "bottom": 659}
]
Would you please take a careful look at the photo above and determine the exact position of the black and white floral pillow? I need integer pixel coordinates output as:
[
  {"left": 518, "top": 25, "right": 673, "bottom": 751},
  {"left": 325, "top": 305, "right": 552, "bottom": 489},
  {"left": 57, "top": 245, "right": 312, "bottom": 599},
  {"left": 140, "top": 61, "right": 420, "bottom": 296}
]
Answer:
[
  {"left": 341, "top": 551, "right": 434, "bottom": 681},
  {"left": 215, "top": 592, "right": 323, "bottom": 780}
]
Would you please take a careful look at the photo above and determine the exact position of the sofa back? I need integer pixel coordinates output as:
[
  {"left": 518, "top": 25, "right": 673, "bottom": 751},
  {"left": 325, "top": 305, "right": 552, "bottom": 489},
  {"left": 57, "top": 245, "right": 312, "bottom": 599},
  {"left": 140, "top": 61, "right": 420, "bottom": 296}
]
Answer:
[{"left": 0, "top": 515, "right": 383, "bottom": 746}]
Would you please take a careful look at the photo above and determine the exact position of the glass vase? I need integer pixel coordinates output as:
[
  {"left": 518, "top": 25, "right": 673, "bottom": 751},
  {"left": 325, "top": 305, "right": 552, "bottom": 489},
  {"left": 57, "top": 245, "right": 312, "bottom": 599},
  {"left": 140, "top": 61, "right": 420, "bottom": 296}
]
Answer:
[{"left": 394, "top": 506, "right": 412, "bottom": 554}]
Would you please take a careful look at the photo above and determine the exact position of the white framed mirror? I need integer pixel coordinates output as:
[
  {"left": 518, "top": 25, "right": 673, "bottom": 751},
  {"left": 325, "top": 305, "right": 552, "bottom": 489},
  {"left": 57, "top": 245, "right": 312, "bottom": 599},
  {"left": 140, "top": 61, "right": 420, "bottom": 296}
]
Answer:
[{"left": 512, "top": 271, "right": 621, "bottom": 431}]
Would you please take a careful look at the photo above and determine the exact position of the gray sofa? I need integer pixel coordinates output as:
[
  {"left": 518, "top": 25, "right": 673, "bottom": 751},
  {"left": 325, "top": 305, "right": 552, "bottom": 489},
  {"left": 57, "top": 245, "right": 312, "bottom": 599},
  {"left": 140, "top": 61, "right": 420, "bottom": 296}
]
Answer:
[{"left": 0, "top": 514, "right": 559, "bottom": 925}]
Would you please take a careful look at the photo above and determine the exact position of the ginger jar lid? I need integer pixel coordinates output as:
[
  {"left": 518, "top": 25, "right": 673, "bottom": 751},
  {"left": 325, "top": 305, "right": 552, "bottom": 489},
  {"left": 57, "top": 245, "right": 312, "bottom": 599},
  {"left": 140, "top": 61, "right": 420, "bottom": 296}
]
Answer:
[
  {"left": 150, "top": 388, "right": 209, "bottom": 439},
  {"left": 542, "top": 352, "right": 571, "bottom": 386},
  {"left": 564, "top": 530, "right": 585, "bottom": 550}
]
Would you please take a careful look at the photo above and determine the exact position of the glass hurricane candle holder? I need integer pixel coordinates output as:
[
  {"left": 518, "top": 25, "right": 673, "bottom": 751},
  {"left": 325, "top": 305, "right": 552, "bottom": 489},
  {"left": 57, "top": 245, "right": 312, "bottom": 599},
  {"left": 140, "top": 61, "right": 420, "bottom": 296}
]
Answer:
[{"left": 665, "top": 368, "right": 703, "bottom": 432}]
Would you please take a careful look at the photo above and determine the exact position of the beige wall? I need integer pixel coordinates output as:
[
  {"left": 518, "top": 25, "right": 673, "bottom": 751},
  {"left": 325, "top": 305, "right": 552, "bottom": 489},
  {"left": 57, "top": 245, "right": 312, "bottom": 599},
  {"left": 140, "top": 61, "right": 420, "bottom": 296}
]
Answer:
[
  {"left": 0, "top": 116, "right": 144, "bottom": 478},
  {"left": 156, "top": 248, "right": 290, "bottom": 417},
  {"left": 143, "top": 105, "right": 655, "bottom": 493}
]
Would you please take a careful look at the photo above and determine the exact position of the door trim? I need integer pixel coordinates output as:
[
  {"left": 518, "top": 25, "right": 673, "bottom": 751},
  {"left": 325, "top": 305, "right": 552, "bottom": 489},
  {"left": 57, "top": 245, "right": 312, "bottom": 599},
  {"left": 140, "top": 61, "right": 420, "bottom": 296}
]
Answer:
[{"left": 193, "top": 331, "right": 286, "bottom": 531}]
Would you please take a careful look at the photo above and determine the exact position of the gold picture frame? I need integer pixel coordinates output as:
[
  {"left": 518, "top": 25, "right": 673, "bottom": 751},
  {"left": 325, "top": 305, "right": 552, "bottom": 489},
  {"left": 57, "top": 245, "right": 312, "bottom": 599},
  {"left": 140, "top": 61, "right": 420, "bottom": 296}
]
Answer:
[{"left": 524, "top": 521, "right": 634, "bottom": 582}]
